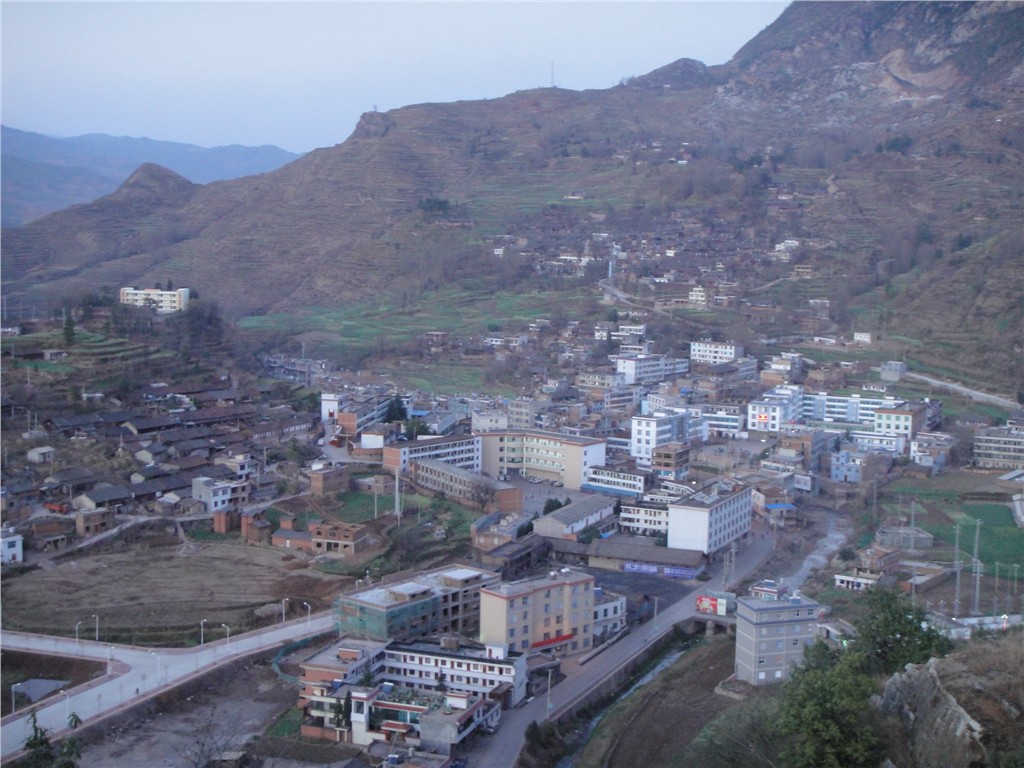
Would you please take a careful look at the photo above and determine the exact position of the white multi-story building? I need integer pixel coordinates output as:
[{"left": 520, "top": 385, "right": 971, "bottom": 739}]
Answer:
[
  {"left": 801, "top": 391, "right": 905, "bottom": 425},
  {"left": 471, "top": 409, "right": 510, "bottom": 433},
  {"left": 618, "top": 499, "right": 670, "bottom": 536},
  {"left": 383, "top": 435, "right": 482, "bottom": 473},
  {"left": 1, "top": 527, "right": 24, "bottom": 564},
  {"left": 119, "top": 286, "right": 190, "bottom": 313},
  {"left": 748, "top": 385, "right": 804, "bottom": 433},
  {"left": 382, "top": 638, "right": 529, "bottom": 708},
  {"left": 690, "top": 340, "right": 744, "bottom": 365},
  {"left": 583, "top": 465, "right": 650, "bottom": 497},
  {"left": 630, "top": 411, "right": 688, "bottom": 467},
  {"left": 666, "top": 480, "right": 752, "bottom": 554},
  {"left": 612, "top": 354, "right": 689, "bottom": 385},
  {"left": 698, "top": 404, "right": 746, "bottom": 437}
]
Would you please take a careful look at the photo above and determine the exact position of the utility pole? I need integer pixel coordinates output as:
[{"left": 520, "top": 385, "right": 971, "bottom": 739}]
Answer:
[
  {"left": 394, "top": 466, "right": 401, "bottom": 521},
  {"left": 546, "top": 668, "right": 553, "bottom": 719},
  {"left": 953, "top": 523, "right": 962, "bottom": 618},
  {"left": 971, "top": 519, "right": 982, "bottom": 616}
]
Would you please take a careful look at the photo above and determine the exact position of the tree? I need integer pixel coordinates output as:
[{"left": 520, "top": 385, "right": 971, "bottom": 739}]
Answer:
[
  {"left": 405, "top": 418, "right": 430, "bottom": 439},
  {"left": 384, "top": 395, "right": 407, "bottom": 422},
  {"left": 21, "top": 709, "right": 82, "bottom": 768},
  {"left": 779, "top": 647, "right": 879, "bottom": 768},
  {"left": 542, "top": 498, "right": 564, "bottom": 515},
  {"left": 342, "top": 689, "right": 352, "bottom": 727},
  {"left": 62, "top": 310, "right": 75, "bottom": 346},
  {"left": 853, "top": 588, "right": 951, "bottom": 674}
]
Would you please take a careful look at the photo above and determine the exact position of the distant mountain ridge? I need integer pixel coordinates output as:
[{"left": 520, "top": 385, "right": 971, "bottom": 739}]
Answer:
[
  {"left": 2, "top": 1, "right": 1022, "bottom": 389},
  {"left": 0, "top": 126, "right": 301, "bottom": 225}
]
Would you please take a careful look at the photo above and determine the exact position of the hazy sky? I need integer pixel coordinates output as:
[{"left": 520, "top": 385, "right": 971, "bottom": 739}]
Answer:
[{"left": 2, "top": 2, "right": 789, "bottom": 154}]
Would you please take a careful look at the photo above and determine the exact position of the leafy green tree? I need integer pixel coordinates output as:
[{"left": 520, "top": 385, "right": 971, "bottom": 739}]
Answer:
[
  {"left": 405, "top": 418, "right": 430, "bottom": 439},
  {"left": 21, "top": 709, "right": 81, "bottom": 768},
  {"left": 542, "top": 498, "right": 564, "bottom": 515},
  {"left": 854, "top": 588, "right": 951, "bottom": 674},
  {"left": 384, "top": 395, "right": 407, "bottom": 422},
  {"left": 779, "top": 648, "right": 879, "bottom": 768},
  {"left": 62, "top": 310, "right": 75, "bottom": 346}
]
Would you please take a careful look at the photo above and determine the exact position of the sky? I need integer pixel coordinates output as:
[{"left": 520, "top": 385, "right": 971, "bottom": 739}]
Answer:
[{"left": 1, "top": 2, "right": 789, "bottom": 154}]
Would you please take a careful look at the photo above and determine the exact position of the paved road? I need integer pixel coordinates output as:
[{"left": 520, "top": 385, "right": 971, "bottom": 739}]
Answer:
[
  {"left": 458, "top": 529, "right": 778, "bottom": 768},
  {"left": 0, "top": 613, "right": 335, "bottom": 762},
  {"left": 1, "top": 519, "right": 816, "bottom": 767},
  {"left": 903, "top": 372, "right": 1018, "bottom": 411}
]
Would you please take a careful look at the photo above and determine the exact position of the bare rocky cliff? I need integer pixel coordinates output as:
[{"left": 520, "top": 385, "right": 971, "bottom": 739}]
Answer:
[{"left": 877, "top": 634, "right": 1023, "bottom": 767}]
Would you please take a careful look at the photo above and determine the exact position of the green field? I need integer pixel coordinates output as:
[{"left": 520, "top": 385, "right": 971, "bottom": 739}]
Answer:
[{"left": 884, "top": 497, "right": 1024, "bottom": 568}]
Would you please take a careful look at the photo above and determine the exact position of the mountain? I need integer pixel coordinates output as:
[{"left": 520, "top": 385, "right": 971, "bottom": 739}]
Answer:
[
  {"left": 3, "top": 1, "right": 1022, "bottom": 389},
  {"left": 0, "top": 126, "right": 302, "bottom": 226}
]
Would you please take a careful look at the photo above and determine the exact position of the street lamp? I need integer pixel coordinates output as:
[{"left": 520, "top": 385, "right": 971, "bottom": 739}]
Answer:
[
  {"left": 221, "top": 623, "right": 231, "bottom": 650},
  {"left": 11, "top": 681, "right": 26, "bottom": 714},
  {"left": 200, "top": 618, "right": 208, "bottom": 645},
  {"left": 61, "top": 689, "right": 70, "bottom": 719},
  {"left": 302, "top": 601, "right": 312, "bottom": 630},
  {"left": 75, "top": 621, "right": 83, "bottom": 644},
  {"left": 281, "top": 598, "right": 289, "bottom": 623},
  {"left": 90, "top": 614, "right": 99, "bottom": 641},
  {"left": 149, "top": 651, "right": 161, "bottom": 686}
]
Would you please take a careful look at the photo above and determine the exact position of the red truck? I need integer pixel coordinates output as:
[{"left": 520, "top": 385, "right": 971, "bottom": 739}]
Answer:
[{"left": 45, "top": 502, "right": 71, "bottom": 514}]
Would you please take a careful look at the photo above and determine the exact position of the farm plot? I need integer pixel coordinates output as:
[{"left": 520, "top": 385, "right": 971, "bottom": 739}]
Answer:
[{"left": 0, "top": 534, "right": 350, "bottom": 646}]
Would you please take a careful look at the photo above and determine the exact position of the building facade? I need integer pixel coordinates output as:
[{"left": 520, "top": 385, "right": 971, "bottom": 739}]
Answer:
[
  {"left": 666, "top": 480, "right": 752, "bottom": 555},
  {"left": 383, "top": 435, "right": 482, "bottom": 474},
  {"left": 690, "top": 340, "right": 744, "bottom": 365},
  {"left": 335, "top": 565, "right": 501, "bottom": 641},
  {"left": 480, "top": 569, "right": 596, "bottom": 656},
  {"left": 735, "top": 584, "right": 822, "bottom": 686},
  {"left": 119, "top": 286, "right": 190, "bottom": 313},
  {"left": 478, "top": 430, "right": 606, "bottom": 490}
]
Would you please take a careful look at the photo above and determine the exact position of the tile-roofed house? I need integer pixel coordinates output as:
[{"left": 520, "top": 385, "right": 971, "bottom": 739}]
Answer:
[
  {"left": 123, "top": 415, "right": 181, "bottom": 436},
  {"left": 74, "top": 485, "right": 133, "bottom": 510},
  {"left": 42, "top": 467, "right": 97, "bottom": 493}
]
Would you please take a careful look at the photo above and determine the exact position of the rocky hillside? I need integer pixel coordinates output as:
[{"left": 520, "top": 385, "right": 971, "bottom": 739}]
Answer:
[
  {"left": 3, "top": 2, "right": 1022, "bottom": 387},
  {"left": 878, "top": 632, "right": 1023, "bottom": 767}
]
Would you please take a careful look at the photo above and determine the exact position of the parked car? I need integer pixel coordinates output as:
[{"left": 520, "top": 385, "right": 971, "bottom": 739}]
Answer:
[
  {"left": 528, "top": 476, "right": 542, "bottom": 484},
  {"left": 552, "top": 480, "right": 564, "bottom": 487}
]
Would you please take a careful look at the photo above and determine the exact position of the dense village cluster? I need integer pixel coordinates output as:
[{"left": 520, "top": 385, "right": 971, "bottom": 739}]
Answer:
[{"left": 3, "top": 278, "right": 1023, "bottom": 762}]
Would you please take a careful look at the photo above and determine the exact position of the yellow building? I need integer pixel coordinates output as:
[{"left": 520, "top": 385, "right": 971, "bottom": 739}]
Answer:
[{"left": 480, "top": 569, "right": 595, "bottom": 656}]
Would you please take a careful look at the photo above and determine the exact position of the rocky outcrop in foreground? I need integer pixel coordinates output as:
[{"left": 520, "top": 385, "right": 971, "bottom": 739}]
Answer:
[{"left": 877, "top": 634, "right": 1022, "bottom": 767}]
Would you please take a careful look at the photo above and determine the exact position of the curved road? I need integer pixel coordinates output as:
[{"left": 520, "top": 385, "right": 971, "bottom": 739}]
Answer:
[{"left": 1, "top": 612, "right": 335, "bottom": 762}]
